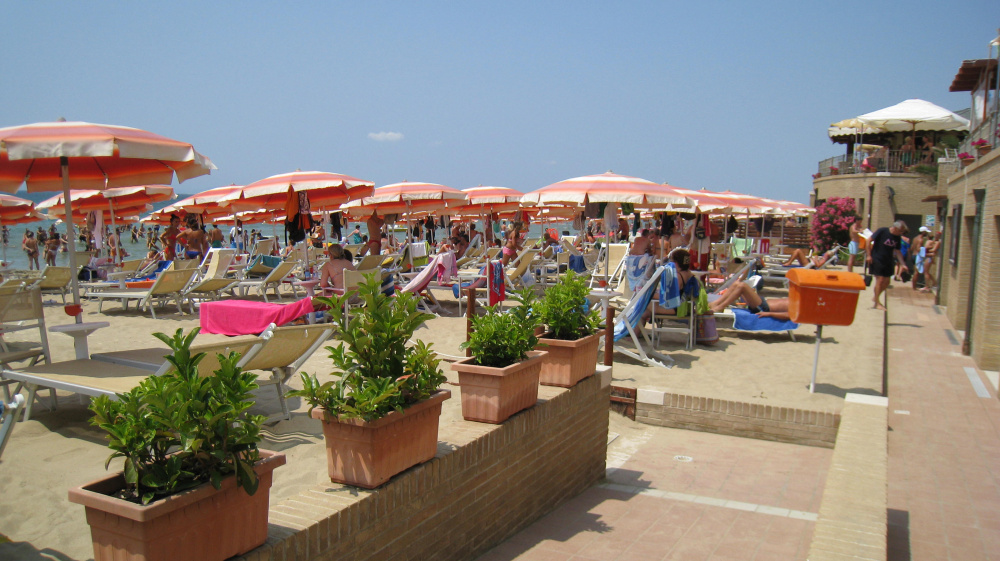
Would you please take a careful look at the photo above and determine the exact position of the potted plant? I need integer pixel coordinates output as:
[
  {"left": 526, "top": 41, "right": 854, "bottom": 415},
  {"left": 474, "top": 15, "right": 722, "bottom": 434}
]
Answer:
[
  {"left": 452, "top": 288, "right": 547, "bottom": 423},
  {"left": 534, "top": 271, "right": 604, "bottom": 387},
  {"left": 958, "top": 151, "right": 976, "bottom": 165},
  {"left": 829, "top": 166, "right": 839, "bottom": 175},
  {"left": 811, "top": 172, "right": 822, "bottom": 179},
  {"left": 68, "top": 328, "right": 285, "bottom": 561},
  {"left": 288, "top": 273, "right": 449, "bottom": 489},
  {"left": 972, "top": 138, "right": 992, "bottom": 155}
]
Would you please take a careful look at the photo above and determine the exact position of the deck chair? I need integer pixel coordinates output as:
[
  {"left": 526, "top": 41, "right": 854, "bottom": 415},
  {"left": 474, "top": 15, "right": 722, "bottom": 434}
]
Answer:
[
  {"left": 649, "top": 266, "right": 698, "bottom": 351},
  {"left": 0, "top": 288, "right": 54, "bottom": 405},
  {"left": 729, "top": 236, "right": 755, "bottom": 258},
  {"left": 590, "top": 243, "right": 629, "bottom": 288},
  {"left": 93, "top": 268, "right": 199, "bottom": 319},
  {"left": 355, "top": 254, "right": 385, "bottom": 271},
  {"left": 343, "top": 244, "right": 363, "bottom": 259},
  {"left": 0, "top": 394, "right": 25, "bottom": 459},
  {"left": 240, "top": 324, "right": 333, "bottom": 422},
  {"left": 611, "top": 265, "right": 674, "bottom": 368},
  {"left": 399, "top": 254, "right": 456, "bottom": 316},
  {"left": 185, "top": 249, "right": 238, "bottom": 302},
  {"left": 236, "top": 260, "right": 299, "bottom": 303},
  {"left": 104, "top": 258, "right": 144, "bottom": 284},
  {"left": 35, "top": 266, "right": 75, "bottom": 304},
  {"left": 504, "top": 249, "right": 540, "bottom": 291},
  {"left": 0, "top": 279, "right": 28, "bottom": 296},
  {"left": 4, "top": 338, "right": 262, "bottom": 421},
  {"left": 249, "top": 237, "right": 277, "bottom": 260}
]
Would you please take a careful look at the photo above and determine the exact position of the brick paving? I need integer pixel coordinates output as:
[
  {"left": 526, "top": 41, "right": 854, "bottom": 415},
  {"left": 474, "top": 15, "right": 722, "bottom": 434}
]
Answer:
[
  {"left": 476, "top": 286, "right": 1000, "bottom": 561},
  {"left": 886, "top": 289, "right": 1000, "bottom": 561}
]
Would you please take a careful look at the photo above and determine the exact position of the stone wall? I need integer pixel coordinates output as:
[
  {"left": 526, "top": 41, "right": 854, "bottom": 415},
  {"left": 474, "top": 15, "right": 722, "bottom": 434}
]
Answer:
[
  {"left": 635, "top": 389, "right": 840, "bottom": 448},
  {"left": 238, "top": 368, "right": 612, "bottom": 561},
  {"left": 806, "top": 393, "right": 889, "bottom": 561}
]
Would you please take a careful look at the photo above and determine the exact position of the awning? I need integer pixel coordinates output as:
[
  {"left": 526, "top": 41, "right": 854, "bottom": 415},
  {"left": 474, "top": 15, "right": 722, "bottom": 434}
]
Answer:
[{"left": 949, "top": 59, "right": 998, "bottom": 92}]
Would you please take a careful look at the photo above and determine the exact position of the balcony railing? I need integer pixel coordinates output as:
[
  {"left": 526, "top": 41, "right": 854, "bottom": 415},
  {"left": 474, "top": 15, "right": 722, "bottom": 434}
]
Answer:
[{"left": 815, "top": 150, "right": 936, "bottom": 178}]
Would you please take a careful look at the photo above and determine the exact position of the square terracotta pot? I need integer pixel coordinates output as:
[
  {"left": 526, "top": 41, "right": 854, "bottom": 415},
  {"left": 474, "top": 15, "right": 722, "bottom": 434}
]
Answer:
[
  {"left": 536, "top": 330, "right": 603, "bottom": 388},
  {"left": 451, "top": 351, "right": 545, "bottom": 424},
  {"left": 311, "top": 389, "right": 450, "bottom": 488},
  {"left": 68, "top": 450, "right": 285, "bottom": 561}
]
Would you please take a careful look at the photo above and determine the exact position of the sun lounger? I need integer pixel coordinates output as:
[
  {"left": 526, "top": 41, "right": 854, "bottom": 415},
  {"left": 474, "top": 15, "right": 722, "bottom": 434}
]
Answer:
[
  {"left": 590, "top": 243, "right": 628, "bottom": 288},
  {"left": 35, "top": 265, "right": 76, "bottom": 304},
  {"left": 0, "top": 394, "right": 25, "bottom": 459},
  {"left": 92, "top": 268, "right": 199, "bottom": 319},
  {"left": 185, "top": 249, "right": 238, "bottom": 302},
  {"left": 236, "top": 260, "right": 299, "bottom": 302},
  {"left": 0, "top": 288, "right": 54, "bottom": 406},
  {"left": 724, "top": 308, "right": 798, "bottom": 340},
  {"left": 3, "top": 338, "right": 261, "bottom": 421},
  {"left": 400, "top": 253, "right": 459, "bottom": 316}
]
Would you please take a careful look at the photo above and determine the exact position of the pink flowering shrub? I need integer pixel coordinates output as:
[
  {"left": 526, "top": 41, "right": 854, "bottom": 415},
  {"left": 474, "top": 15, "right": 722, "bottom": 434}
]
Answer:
[{"left": 810, "top": 197, "right": 857, "bottom": 251}]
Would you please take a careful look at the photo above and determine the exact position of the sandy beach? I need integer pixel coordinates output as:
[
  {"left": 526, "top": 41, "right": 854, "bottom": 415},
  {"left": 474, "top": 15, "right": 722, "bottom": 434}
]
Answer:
[{"left": 0, "top": 269, "right": 883, "bottom": 560}]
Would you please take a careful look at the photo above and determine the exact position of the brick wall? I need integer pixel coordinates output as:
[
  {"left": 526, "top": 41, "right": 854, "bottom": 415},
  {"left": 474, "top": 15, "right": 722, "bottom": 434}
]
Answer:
[
  {"left": 941, "top": 150, "right": 1000, "bottom": 371},
  {"left": 238, "top": 369, "right": 612, "bottom": 561},
  {"left": 806, "top": 393, "right": 888, "bottom": 561},
  {"left": 635, "top": 389, "right": 840, "bottom": 448}
]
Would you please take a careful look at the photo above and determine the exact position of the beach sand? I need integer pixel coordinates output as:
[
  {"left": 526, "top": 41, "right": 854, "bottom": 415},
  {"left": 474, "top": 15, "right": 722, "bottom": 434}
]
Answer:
[{"left": 0, "top": 273, "right": 883, "bottom": 560}]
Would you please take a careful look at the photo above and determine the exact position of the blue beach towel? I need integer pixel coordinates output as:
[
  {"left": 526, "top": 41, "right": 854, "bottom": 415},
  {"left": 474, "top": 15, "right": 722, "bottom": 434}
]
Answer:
[
  {"left": 613, "top": 271, "right": 665, "bottom": 342},
  {"left": 731, "top": 308, "right": 798, "bottom": 332}
]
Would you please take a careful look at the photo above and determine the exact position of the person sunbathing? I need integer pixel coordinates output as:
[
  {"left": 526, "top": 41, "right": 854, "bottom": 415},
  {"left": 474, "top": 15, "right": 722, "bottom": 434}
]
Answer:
[
  {"left": 780, "top": 246, "right": 838, "bottom": 268},
  {"left": 641, "top": 248, "right": 700, "bottom": 322},
  {"left": 709, "top": 280, "right": 790, "bottom": 320}
]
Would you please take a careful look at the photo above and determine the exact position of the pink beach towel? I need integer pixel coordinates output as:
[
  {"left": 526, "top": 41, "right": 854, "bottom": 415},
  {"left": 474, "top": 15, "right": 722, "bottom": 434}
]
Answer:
[
  {"left": 199, "top": 297, "right": 316, "bottom": 336},
  {"left": 401, "top": 252, "right": 457, "bottom": 294}
]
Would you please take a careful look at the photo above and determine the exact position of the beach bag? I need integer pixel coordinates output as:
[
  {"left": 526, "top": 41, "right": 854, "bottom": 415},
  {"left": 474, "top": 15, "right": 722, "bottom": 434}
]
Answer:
[
  {"left": 696, "top": 314, "right": 719, "bottom": 345},
  {"left": 78, "top": 266, "right": 98, "bottom": 281}
]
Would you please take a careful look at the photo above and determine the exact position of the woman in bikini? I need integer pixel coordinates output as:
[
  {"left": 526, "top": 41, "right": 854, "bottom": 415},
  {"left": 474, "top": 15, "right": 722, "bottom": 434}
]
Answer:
[
  {"left": 159, "top": 215, "right": 181, "bottom": 261},
  {"left": 501, "top": 225, "right": 523, "bottom": 266}
]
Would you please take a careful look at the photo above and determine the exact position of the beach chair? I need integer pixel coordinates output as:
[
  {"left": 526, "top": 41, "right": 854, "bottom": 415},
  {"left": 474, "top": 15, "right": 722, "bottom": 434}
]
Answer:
[
  {"left": 343, "top": 244, "right": 363, "bottom": 259},
  {"left": 0, "top": 394, "right": 25, "bottom": 459},
  {"left": 399, "top": 254, "right": 458, "bottom": 316},
  {"left": 185, "top": 249, "right": 238, "bottom": 302},
  {"left": 0, "top": 279, "right": 27, "bottom": 296},
  {"left": 611, "top": 265, "right": 674, "bottom": 368},
  {"left": 240, "top": 324, "right": 333, "bottom": 422},
  {"left": 0, "top": 288, "right": 54, "bottom": 406},
  {"left": 355, "top": 254, "right": 384, "bottom": 271},
  {"left": 236, "top": 260, "right": 299, "bottom": 303},
  {"left": 249, "top": 237, "right": 277, "bottom": 260},
  {"left": 104, "top": 258, "right": 144, "bottom": 284},
  {"left": 504, "top": 249, "right": 540, "bottom": 291},
  {"left": 35, "top": 265, "right": 75, "bottom": 304},
  {"left": 4, "top": 338, "right": 262, "bottom": 421},
  {"left": 649, "top": 267, "right": 699, "bottom": 351},
  {"left": 589, "top": 243, "right": 628, "bottom": 288},
  {"left": 729, "top": 236, "right": 755, "bottom": 258},
  {"left": 92, "top": 268, "right": 199, "bottom": 319}
]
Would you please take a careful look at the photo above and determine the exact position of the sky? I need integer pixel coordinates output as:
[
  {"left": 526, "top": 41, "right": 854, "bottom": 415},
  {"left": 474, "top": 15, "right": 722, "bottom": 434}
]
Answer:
[{"left": 2, "top": 2, "right": 998, "bottom": 205}]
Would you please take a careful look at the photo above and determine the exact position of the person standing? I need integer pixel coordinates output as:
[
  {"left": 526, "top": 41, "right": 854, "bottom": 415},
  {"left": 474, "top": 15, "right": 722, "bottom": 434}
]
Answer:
[
  {"left": 847, "top": 215, "right": 864, "bottom": 273},
  {"left": 22, "top": 230, "right": 39, "bottom": 270},
  {"left": 208, "top": 224, "right": 225, "bottom": 248},
  {"left": 866, "top": 220, "right": 909, "bottom": 311}
]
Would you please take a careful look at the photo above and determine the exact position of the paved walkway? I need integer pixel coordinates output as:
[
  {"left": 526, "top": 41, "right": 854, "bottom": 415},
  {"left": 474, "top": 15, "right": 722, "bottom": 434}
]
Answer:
[
  {"left": 886, "top": 289, "right": 1000, "bottom": 561},
  {"left": 475, "top": 287, "right": 1000, "bottom": 561}
]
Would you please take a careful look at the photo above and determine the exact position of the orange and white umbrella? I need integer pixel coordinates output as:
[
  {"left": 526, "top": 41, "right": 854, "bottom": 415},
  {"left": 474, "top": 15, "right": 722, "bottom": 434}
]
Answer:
[
  {"left": 445, "top": 186, "right": 525, "bottom": 218},
  {"left": 342, "top": 181, "right": 466, "bottom": 216},
  {"left": 220, "top": 170, "right": 374, "bottom": 212},
  {"left": 0, "top": 119, "right": 214, "bottom": 318},
  {"left": 521, "top": 172, "right": 689, "bottom": 208},
  {"left": 149, "top": 184, "right": 243, "bottom": 223},
  {"left": 38, "top": 185, "right": 174, "bottom": 216}
]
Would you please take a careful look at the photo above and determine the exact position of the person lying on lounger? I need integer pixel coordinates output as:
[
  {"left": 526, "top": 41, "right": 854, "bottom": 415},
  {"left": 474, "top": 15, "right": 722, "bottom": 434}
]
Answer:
[
  {"left": 780, "top": 246, "right": 839, "bottom": 268},
  {"left": 708, "top": 280, "right": 790, "bottom": 320}
]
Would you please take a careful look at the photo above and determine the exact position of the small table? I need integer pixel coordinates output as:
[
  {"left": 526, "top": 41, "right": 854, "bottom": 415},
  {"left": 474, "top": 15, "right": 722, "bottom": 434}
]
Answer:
[
  {"left": 49, "top": 322, "right": 110, "bottom": 360},
  {"left": 292, "top": 280, "right": 322, "bottom": 323}
]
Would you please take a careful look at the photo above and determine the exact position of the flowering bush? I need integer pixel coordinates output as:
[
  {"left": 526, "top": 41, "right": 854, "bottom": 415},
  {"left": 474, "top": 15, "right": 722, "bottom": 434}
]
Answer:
[
  {"left": 971, "top": 139, "right": 989, "bottom": 147},
  {"left": 958, "top": 152, "right": 974, "bottom": 160},
  {"left": 810, "top": 197, "right": 857, "bottom": 252},
  {"left": 829, "top": 167, "right": 839, "bottom": 172},
  {"left": 812, "top": 172, "right": 821, "bottom": 179}
]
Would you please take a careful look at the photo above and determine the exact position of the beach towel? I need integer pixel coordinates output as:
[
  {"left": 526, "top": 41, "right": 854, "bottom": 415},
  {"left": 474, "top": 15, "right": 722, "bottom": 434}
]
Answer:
[
  {"left": 452, "top": 265, "right": 487, "bottom": 298},
  {"left": 613, "top": 273, "right": 664, "bottom": 342},
  {"left": 568, "top": 254, "right": 587, "bottom": 273},
  {"left": 658, "top": 262, "right": 682, "bottom": 310},
  {"left": 915, "top": 246, "right": 927, "bottom": 274},
  {"left": 625, "top": 254, "right": 654, "bottom": 291},
  {"left": 200, "top": 297, "right": 315, "bottom": 336},
  {"left": 487, "top": 259, "right": 505, "bottom": 306},
  {"left": 731, "top": 307, "right": 799, "bottom": 332}
]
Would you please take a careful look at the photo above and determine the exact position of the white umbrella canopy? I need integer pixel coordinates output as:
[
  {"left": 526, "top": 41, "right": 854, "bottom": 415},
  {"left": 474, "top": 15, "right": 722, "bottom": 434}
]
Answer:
[
  {"left": 521, "top": 172, "right": 689, "bottom": 208},
  {"left": 856, "top": 99, "right": 970, "bottom": 132}
]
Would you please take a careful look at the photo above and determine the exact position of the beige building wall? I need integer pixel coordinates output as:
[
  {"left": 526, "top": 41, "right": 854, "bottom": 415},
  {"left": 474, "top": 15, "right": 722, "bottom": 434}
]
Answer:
[
  {"left": 811, "top": 173, "right": 939, "bottom": 233},
  {"left": 941, "top": 149, "right": 1000, "bottom": 372}
]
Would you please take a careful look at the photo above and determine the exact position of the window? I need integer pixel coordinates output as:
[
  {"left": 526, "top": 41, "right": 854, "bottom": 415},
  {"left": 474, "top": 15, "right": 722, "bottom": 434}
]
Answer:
[{"left": 949, "top": 204, "right": 962, "bottom": 265}]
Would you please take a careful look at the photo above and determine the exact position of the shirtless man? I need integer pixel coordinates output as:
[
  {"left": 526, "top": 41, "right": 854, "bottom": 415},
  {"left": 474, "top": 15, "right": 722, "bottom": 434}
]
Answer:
[
  {"left": 22, "top": 231, "right": 39, "bottom": 270},
  {"left": 208, "top": 225, "right": 225, "bottom": 248},
  {"left": 847, "top": 215, "right": 863, "bottom": 273}
]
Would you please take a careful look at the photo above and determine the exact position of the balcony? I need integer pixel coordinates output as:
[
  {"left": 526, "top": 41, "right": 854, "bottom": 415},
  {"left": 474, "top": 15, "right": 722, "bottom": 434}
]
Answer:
[{"left": 815, "top": 150, "right": 937, "bottom": 178}]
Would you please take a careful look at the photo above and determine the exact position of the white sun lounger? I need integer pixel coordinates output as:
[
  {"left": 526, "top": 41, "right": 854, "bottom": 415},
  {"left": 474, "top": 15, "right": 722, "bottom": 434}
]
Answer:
[{"left": 91, "top": 268, "right": 199, "bottom": 319}]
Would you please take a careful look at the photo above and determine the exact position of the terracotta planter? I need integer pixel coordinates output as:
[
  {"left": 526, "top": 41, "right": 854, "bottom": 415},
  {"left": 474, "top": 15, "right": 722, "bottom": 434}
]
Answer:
[
  {"left": 961, "top": 157, "right": 976, "bottom": 166},
  {"left": 68, "top": 450, "right": 285, "bottom": 561},
  {"left": 451, "top": 351, "right": 546, "bottom": 424},
  {"left": 536, "top": 330, "right": 603, "bottom": 388},
  {"left": 976, "top": 145, "right": 992, "bottom": 156},
  {"left": 311, "top": 389, "right": 450, "bottom": 488}
]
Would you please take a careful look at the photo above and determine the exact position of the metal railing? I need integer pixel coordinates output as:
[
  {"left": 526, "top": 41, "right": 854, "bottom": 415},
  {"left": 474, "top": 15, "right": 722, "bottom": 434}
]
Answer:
[
  {"left": 958, "top": 108, "right": 999, "bottom": 159},
  {"left": 815, "top": 150, "right": 936, "bottom": 178}
]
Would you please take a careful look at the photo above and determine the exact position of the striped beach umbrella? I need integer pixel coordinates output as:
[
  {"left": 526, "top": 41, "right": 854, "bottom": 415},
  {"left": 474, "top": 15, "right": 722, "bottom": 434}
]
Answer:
[
  {"left": 220, "top": 170, "right": 374, "bottom": 212},
  {"left": 0, "top": 119, "right": 214, "bottom": 319},
  {"left": 521, "top": 172, "right": 689, "bottom": 208}
]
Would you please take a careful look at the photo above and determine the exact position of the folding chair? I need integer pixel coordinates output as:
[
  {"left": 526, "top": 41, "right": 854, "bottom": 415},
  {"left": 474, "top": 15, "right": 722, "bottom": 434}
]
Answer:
[{"left": 611, "top": 265, "right": 674, "bottom": 368}]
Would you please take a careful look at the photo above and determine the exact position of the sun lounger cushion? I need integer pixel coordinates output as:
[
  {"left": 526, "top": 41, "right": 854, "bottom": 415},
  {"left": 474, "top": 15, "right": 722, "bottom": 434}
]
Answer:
[
  {"left": 200, "top": 297, "right": 316, "bottom": 336},
  {"left": 731, "top": 308, "right": 799, "bottom": 332}
]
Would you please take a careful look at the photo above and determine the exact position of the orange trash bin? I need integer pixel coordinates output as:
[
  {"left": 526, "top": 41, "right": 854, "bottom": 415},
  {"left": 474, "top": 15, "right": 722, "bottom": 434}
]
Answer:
[{"left": 786, "top": 269, "right": 866, "bottom": 326}]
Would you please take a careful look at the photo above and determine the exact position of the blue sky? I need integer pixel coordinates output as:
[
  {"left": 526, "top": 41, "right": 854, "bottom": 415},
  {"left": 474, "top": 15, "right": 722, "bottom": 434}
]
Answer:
[{"left": 2, "top": 2, "right": 997, "bottom": 204}]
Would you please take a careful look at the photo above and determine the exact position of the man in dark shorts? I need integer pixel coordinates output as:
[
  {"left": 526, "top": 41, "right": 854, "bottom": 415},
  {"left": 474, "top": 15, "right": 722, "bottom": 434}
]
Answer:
[{"left": 866, "top": 220, "right": 908, "bottom": 311}]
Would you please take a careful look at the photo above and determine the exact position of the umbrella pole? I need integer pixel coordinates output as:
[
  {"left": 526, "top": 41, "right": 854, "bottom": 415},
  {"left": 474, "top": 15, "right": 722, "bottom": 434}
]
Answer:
[
  {"left": 0, "top": 216, "right": 6, "bottom": 267},
  {"left": 60, "top": 157, "right": 82, "bottom": 323},
  {"left": 107, "top": 199, "right": 119, "bottom": 265}
]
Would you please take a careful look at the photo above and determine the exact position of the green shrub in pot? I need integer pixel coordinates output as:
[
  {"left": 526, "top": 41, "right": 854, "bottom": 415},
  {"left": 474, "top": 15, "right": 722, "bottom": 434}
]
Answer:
[{"left": 536, "top": 271, "right": 602, "bottom": 341}]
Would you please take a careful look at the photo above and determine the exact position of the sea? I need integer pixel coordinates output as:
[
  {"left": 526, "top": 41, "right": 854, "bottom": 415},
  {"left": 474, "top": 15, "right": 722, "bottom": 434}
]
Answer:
[{"left": 1, "top": 191, "right": 561, "bottom": 271}]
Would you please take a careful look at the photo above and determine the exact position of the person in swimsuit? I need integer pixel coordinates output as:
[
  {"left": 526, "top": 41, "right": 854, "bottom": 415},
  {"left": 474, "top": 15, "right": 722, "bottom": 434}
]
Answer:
[
  {"left": 501, "top": 225, "right": 523, "bottom": 265},
  {"left": 708, "top": 279, "right": 791, "bottom": 320},
  {"left": 208, "top": 225, "right": 224, "bottom": 249},
  {"left": 159, "top": 215, "right": 181, "bottom": 261},
  {"left": 780, "top": 246, "right": 839, "bottom": 267},
  {"left": 22, "top": 230, "right": 39, "bottom": 270},
  {"left": 178, "top": 215, "right": 209, "bottom": 260},
  {"left": 319, "top": 244, "right": 356, "bottom": 292},
  {"left": 847, "top": 215, "right": 863, "bottom": 273}
]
